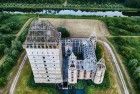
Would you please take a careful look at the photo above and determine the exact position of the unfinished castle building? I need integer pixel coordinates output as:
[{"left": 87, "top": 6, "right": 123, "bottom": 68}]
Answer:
[{"left": 23, "top": 19, "right": 106, "bottom": 86}]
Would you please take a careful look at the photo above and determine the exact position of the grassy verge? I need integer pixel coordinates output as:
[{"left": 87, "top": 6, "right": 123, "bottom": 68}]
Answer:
[{"left": 15, "top": 61, "right": 61, "bottom": 94}]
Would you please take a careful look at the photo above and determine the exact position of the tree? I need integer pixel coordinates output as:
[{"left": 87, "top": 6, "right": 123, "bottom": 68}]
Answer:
[
  {"left": 0, "top": 43, "right": 6, "bottom": 54},
  {"left": 3, "top": 56, "right": 15, "bottom": 72},
  {"left": 57, "top": 27, "right": 70, "bottom": 38},
  {"left": 126, "top": 0, "right": 140, "bottom": 8},
  {"left": 133, "top": 66, "right": 140, "bottom": 80},
  {"left": 0, "top": 77, "right": 6, "bottom": 87},
  {"left": 11, "top": 40, "right": 22, "bottom": 51},
  {"left": 128, "top": 59, "right": 138, "bottom": 68},
  {"left": 4, "top": 47, "right": 10, "bottom": 55},
  {"left": 0, "top": 25, "right": 12, "bottom": 34}
]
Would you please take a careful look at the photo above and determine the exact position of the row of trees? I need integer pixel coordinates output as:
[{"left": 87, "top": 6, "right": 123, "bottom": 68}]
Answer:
[
  {"left": 0, "top": 26, "right": 28, "bottom": 87},
  {"left": 126, "top": 0, "right": 140, "bottom": 8},
  {"left": 102, "top": 17, "right": 140, "bottom": 36},
  {"left": 0, "top": 40, "right": 22, "bottom": 86},
  {"left": 109, "top": 37, "right": 140, "bottom": 89},
  {"left": 0, "top": 14, "right": 25, "bottom": 34},
  {"left": 69, "top": 0, "right": 140, "bottom": 8},
  {"left": 0, "top": 14, "right": 29, "bottom": 87},
  {"left": 68, "top": 0, "right": 124, "bottom": 4},
  {"left": 0, "top": 0, "right": 139, "bottom": 8},
  {"left": 0, "top": 0, "right": 65, "bottom": 4}
]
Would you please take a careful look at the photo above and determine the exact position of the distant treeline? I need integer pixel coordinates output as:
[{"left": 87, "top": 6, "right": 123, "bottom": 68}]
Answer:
[
  {"left": 0, "top": 0, "right": 139, "bottom": 8},
  {"left": 0, "top": 0, "right": 64, "bottom": 4},
  {"left": 68, "top": 0, "right": 140, "bottom": 8}
]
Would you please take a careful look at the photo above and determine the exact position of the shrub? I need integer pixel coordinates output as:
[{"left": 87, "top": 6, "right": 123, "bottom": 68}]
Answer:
[
  {"left": 57, "top": 27, "right": 70, "bottom": 38},
  {"left": 96, "top": 43, "right": 103, "bottom": 61},
  {"left": 0, "top": 44, "right": 6, "bottom": 55}
]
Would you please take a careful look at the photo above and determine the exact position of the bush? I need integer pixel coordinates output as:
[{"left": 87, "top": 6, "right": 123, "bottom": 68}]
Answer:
[
  {"left": 96, "top": 43, "right": 103, "bottom": 61},
  {"left": 0, "top": 44, "right": 6, "bottom": 55},
  {"left": 0, "top": 76, "right": 7, "bottom": 87},
  {"left": 0, "top": 25, "right": 12, "bottom": 34},
  {"left": 57, "top": 27, "right": 70, "bottom": 38}
]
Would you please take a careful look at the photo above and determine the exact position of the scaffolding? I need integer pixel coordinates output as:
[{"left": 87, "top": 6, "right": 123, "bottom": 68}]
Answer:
[{"left": 23, "top": 20, "right": 61, "bottom": 49}]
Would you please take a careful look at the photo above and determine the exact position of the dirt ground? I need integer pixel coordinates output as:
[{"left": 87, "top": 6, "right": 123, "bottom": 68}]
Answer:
[{"left": 40, "top": 18, "right": 110, "bottom": 38}]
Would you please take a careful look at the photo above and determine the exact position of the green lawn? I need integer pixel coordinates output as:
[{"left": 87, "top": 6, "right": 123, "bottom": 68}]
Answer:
[{"left": 15, "top": 61, "right": 60, "bottom": 94}]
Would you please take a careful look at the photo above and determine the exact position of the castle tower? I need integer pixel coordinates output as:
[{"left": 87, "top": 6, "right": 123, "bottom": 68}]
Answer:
[
  {"left": 68, "top": 52, "right": 77, "bottom": 84},
  {"left": 93, "top": 58, "right": 106, "bottom": 84},
  {"left": 23, "top": 20, "right": 63, "bottom": 83},
  {"left": 65, "top": 39, "right": 73, "bottom": 56},
  {"left": 89, "top": 33, "right": 97, "bottom": 49}
]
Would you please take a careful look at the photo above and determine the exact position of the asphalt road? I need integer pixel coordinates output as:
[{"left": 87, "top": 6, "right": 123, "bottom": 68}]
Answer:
[{"left": 9, "top": 54, "right": 27, "bottom": 94}]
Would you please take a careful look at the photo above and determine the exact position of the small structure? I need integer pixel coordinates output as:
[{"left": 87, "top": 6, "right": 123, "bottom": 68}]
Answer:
[{"left": 23, "top": 19, "right": 106, "bottom": 86}]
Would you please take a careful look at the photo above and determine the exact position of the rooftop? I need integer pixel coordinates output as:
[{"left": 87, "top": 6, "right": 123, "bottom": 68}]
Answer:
[{"left": 23, "top": 20, "right": 61, "bottom": 48}]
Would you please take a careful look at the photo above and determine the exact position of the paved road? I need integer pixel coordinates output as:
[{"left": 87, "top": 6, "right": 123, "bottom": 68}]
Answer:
[
  {"left": 9, "top": 54, "right": 27, "bottom": 94},
  {"left": 98, "top": 40, "right": 129, "bottom": 94}
]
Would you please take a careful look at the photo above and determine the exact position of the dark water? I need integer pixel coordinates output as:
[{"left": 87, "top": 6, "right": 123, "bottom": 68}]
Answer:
[
  {"left": 62, "top": 89, "right": 85, "bottom": 94},
  {"left": 1, "top": 9, "right": 140, "bottom": 17}
]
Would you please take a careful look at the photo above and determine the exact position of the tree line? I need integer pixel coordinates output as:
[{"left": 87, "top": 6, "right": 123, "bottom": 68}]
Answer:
[
  {"left": 0, "top": 0, "right": 139, "bottom": 8},
  {"left": 0, "top": 0, "right": 65, "bottom": 4}
]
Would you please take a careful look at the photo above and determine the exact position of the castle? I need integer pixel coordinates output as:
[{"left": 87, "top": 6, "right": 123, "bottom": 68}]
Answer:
[{"left": 23, "top": 19, "right": 106, "bottom": 86}]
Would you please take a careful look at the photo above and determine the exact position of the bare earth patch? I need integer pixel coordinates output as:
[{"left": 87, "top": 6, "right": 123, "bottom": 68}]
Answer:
[{"left": 40, "top": 18, "right": 110, "bottom": 38}]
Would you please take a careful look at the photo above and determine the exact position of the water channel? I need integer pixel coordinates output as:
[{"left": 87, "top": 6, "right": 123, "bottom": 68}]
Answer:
[{"left": 2, "top": 9, "right": 140, "bottom": 17}]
